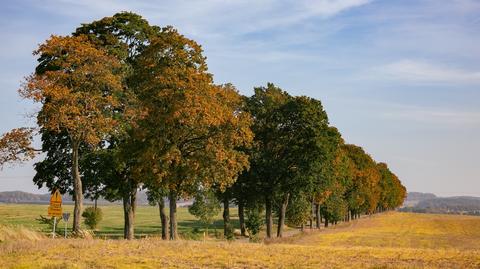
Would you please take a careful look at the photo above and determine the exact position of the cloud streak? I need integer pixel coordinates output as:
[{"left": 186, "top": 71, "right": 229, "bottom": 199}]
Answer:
[
  {"left": 381, "top": 107, "right": 480, "bottom": 126},
  {"left": 375, "top": 60, "right": 480, "bottom": 85}
]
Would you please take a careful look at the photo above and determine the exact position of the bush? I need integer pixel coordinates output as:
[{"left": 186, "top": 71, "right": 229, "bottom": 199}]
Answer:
[
  {"left": 245, "top": 207, "right": 263, "bottom": 242},
  {"left": 224, "top": 223, "right": 235, "bottom": 241},
  {"left": 286, "top": 195, "right": 311, "bottom": 227},
  {"left": 188, "top": 190, "right": 221, "bottom": 235},
  {"left": 82, "top": 207, "right": 103, "bottom": 230}
]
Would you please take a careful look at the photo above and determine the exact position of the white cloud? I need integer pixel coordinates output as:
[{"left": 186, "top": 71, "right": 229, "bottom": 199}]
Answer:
[
  {"left": 30, "top": 0, "right": 372, "bottom": 35},
  {"left": 305, "top": 0, "right": 372, "bottom": 17},
  {"left": 378, "top": 59, "right": 480, "bottom": 84}
]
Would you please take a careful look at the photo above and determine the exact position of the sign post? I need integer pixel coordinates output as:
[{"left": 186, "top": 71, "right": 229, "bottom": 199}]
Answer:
[
  {"left": 48, "top": 189, "right": 63, "bottom": 238},
  {"left": 52, "top": 217, "right": 57, "bottom": 238},
  {"left": 62, "top": 212, "right": 70, "bottom": 238}
]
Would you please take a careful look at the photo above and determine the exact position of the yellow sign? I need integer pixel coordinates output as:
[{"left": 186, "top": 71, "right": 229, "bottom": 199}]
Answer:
[
  {"left": 48, "top": 206, "right": 63, "bottom": 217},
  {"left": 50, "top": 190, "right": 62, "bottom": 204},
  {"left": 48, "top": 190, "right": 63, "bottom": 217}
]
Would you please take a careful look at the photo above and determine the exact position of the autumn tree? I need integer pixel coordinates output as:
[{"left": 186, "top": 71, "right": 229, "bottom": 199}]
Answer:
[
  {"left": 20, "top": 35, "right": 123, "bottom": 233},
  {"left": 132, "top": 29, "right": 253, "bottom": 240},
  {"left": 343, "top": 144, "right": 381, "bottom": 218},
  {"left": 0, "top": 128, "right": 36, "bottom": 169},
  {"left": 377, "top": 162, "right": 406, "bottom": 211}
]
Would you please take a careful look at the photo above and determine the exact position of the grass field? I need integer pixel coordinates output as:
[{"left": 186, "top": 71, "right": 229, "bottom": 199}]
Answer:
[
  {"left": 0, "top": 204, "right": 240, "bottom": 238},
  {"left": 1, "top": 207, "right": 480, "bottom": 268}
]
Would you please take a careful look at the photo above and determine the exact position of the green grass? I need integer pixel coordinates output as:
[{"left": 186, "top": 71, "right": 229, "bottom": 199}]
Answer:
[{"left": 0, "top": 204, "right": 239, "bottom": 238}]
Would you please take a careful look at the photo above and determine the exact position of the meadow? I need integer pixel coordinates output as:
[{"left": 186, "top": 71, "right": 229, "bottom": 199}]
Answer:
[
  {"left": 0, "top": 204, "right": 242, "bottom": 239},
  {"left": 1, "top": 206, "right": 479, "bottom": 268}
]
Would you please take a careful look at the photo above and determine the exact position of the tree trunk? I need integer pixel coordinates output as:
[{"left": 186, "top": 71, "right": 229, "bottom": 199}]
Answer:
[
  {"left": 265, "top": 196, "right": 273, "bottom": 238},
  {"left": 169, "top": 191, "right": 178, "bottom": 240},
  {"left": 309, "top": 199, "right": 314, "bottom": 229},
  {"left": 320, "top": 208, "right": 323, "bottom": 223},
  {"left": 158, "top": 198, "right": 168, "bottom": 240},
  {"left": 315, "top": 204, "right": 321, "bottom": 229},
  {"left": 324, "top": 218, "right": 329, "bottom": 227},
  {"left": 71, "top": 141, "right": 82, "bottom": 234},
  {"left": 277, "top": 193, "right": 289, "bottom": 238},
  {"left": 94, "top": 199, "right": 97, "bottom": 211},
  {"left": 238, "top": 200, "right": 246, "bottom": 236},
  {"left": 223, "top": 197, "right": 231, "bottom": 238},
  {"left": 123, "top": 188, "right": 136, "bottom": 240}
]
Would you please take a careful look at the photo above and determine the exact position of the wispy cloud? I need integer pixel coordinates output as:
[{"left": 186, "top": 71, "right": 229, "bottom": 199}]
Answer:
[
  {"left": 380, "top": 103, "right": 480, "bottom": 126},
  {"left": 375, "top": 59, "right": 480, "bottom": 84},
  {"left": 27, "top": 0, "right": 373, "bottom": 36}
]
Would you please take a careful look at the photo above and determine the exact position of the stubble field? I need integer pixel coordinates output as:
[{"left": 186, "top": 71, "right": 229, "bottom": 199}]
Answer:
[{"left": 0, "top": 205, "right": 479, "bottom": 268}]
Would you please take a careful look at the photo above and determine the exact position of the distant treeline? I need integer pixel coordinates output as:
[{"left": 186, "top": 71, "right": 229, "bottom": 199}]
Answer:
[{"left": 0, "top": 12, "right": 406, "bottom": 240}]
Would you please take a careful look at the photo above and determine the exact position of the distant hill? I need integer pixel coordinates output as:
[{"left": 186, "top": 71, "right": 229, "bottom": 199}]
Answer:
[
  {"left": 0, "top": 191, "right": 51, "bottom": 204},
  {"left": 0, "top": 191, "right": 148, "bottom": 205},
  {"left": 0, "top": 191, "right": 193, "bottom": 206},
  {"left": 401, "top": 192, "right": 480, "bottom": 216},
  {"left": 405, "top": 192, "right": 437, "bottom": 204}
]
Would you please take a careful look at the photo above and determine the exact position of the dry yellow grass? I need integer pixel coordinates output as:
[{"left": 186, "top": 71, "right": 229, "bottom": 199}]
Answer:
[
  {"left": 1, "top": 212, "right": 479, "bottom": 268},
  {"left": 282, "top": 212, "right": 480, "bottom": 250},
  {"left": 0, "top": 225, "right": 45, "bottom": 243}
]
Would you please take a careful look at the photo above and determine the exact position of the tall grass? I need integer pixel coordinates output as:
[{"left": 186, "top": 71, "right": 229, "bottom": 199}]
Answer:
[{"left": 0, "top": 224, "right": 44, "bottom": 242}]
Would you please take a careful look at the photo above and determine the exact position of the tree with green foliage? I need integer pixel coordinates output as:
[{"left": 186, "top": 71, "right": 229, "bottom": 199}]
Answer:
[
  {"left": 247, "top": 90, "right": 332, "bottom": 237},
  {"left": 244, "top": 83, "right": 291, "bottom": 238},
  {"left": 189, "top": 189, "right": 221, "bottom": 237}
]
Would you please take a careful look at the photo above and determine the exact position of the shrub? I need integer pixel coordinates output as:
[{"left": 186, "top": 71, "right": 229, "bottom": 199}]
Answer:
[
  {"left": 286, "top": 194, "right": 311, "bottom": 227},
  {"left": 188, "top": 190, "right": 221, "bottom": 235},
  {"left": 224, "top": 223, "right": 235, "bottom": 241},
  {"left": 245, "top": 207, "right": 263, "bottom": 242},
  {"left": 82, "top": 207, "right": 103, "bottom": 230}
]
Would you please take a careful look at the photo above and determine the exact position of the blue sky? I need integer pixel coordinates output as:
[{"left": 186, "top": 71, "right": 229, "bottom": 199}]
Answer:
[{"left": 1, "top": 0, "right": 479, "bottom": 196}]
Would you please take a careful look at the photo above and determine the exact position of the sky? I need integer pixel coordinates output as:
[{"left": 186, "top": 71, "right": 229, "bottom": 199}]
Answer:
[{"left": 0, "top": 0, "right": 479, "bottom": 196}]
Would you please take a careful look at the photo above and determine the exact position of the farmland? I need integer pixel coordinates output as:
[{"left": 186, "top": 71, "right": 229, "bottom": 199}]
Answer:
[{"left": 1, "top": 207, "right": 479, "bottom": 268}]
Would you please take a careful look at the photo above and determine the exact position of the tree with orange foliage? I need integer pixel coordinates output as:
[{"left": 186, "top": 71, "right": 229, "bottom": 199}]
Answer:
[
  {"left": 19, "top": 35, "right": 123, "bottom": 233},
  {"left": 0, "top": 128, "right": 36, "bottom": 169},
  {"left": 343, "top": 144, "right": 381, "bottom": 217},
  {"left": 132, "top": 27, "right": 253, "bottom": 240}
]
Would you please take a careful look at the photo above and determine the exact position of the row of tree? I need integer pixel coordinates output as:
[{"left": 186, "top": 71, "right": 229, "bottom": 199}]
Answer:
[{"left": 0, "top": 12, "right": 406, "bottom": 240}]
